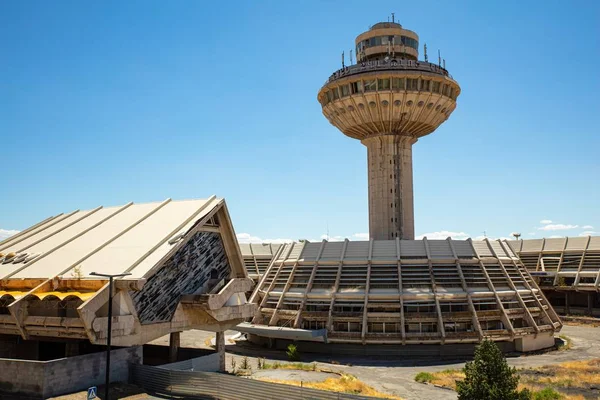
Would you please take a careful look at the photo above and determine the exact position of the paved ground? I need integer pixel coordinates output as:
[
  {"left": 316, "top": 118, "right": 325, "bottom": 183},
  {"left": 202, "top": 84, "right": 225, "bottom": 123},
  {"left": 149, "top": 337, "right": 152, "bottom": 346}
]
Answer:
[{"left": 148, "top": 324, "right": 600, "bottom": 400}]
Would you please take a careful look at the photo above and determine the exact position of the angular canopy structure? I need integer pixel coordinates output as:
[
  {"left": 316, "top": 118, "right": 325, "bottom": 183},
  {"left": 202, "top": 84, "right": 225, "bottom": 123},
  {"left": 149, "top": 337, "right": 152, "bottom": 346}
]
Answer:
[
  {"left": 241, "top": 238, "right": 562, "bottom": 351},
  {"left": 0, "top": 197, "right": 255, "bottom": 346}
]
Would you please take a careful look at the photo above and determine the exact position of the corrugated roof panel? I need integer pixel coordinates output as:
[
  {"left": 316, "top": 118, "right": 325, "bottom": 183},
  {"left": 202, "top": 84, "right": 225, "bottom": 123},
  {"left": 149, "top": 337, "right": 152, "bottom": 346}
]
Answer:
[
  {"left": 371, "top": 240, "right": 397, "bottom": 260},
  {"left": 588, "top": 236, "right": 600, "bottom": 251},
  {"left": 0, "top": 214, "right": 64, "bottom": 251},
  {"left": 287, "top": 242, "right": 306, "bottom": 260},
  {"left": 565, "top": 237, "right": 589, "bottom": 251},
  {"left": 543, "top": 238, "right": 567, "bottom": 252},
  {"left": 489, "top": 240, "right": 508, "bottom": 257},
  {"left": 238, "top": 243, "right": 251, "bottom": 254},
  {"left": 400, "top": 240, "right": 426, "bottom": 257},
  {"left": 453, "top": 240, "right": 476, "bottom": 258},
  {"left": 471, "top": 241, "right": 493, "bottom": 257},
  {"left": 320, "top": 241, "right": 345, "bottom": 260},
  {"left": 344, "top": 241, "right": 369, "bottom": 259},
  {"left": 427, "top": 240, "right": 452, "bottom": 258},
  {"left": 521, "top": 239, "right": 544, "bottom": 253}
]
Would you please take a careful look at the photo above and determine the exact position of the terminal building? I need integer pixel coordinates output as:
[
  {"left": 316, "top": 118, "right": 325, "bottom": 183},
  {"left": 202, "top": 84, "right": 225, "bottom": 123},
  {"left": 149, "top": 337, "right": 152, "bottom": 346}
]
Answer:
[
  {"left": 238, "top": 238, "right": 561, "bottom": 353},
  {"left": 508, "top": 237, "right": 600, "bottom": 317},
  {"left": 0, "top": 197, "right": 254, "bottom": 370}
]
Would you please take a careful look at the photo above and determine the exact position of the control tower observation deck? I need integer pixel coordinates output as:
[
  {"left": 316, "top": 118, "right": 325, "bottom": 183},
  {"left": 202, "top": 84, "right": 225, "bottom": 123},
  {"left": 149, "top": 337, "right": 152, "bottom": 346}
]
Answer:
[{"left": 318, "top": 20, "right": 461, "bottom": 240}]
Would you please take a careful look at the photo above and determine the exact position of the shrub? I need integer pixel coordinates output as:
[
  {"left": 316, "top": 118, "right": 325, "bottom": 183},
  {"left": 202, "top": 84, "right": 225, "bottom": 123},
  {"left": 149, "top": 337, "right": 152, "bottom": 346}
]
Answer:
[
  {"left": 240, "top": 356, "right": 250, "bottom": 370},
  {"left": 230, "top": 357, "right": 236, "bottom": 373},
  {"left": 415, "top": 372, "right": 435, "bottom": 383},
  {"left": 532, "top": 387, "right": 563, "bottom": 400},
  {"left": 286, "top": 344, "right": 301, "bottom": 361},
  {"left": 456, "top": 340, "right": 531, "bottom": 400}
]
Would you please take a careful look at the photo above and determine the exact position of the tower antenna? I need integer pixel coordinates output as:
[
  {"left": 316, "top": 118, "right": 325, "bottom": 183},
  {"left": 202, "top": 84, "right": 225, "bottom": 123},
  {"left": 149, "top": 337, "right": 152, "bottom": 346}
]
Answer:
[
  {"left": 342, "top": 51, "right": 345, "bottom": 68},
  {"left": 443, "top": 58, "right": 446, "bottom": 69},
  {"left": 391, "top": 12, "right": 395, "bottom": 23},
  {"left": 350, "top": 49, "right": 353, "bottom": 64},
  {"left": 424, "top": 43, "right": 428, "bottom": 62},
  {"left": 438, "top": 50, "right": 441, "bottom": 67}
]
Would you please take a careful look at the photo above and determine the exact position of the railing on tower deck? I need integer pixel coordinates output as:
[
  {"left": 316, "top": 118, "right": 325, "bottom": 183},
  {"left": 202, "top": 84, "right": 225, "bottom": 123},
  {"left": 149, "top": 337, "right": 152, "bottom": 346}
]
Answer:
[{"left": 324, "top": 59, "right": 452, "bottom": 86}]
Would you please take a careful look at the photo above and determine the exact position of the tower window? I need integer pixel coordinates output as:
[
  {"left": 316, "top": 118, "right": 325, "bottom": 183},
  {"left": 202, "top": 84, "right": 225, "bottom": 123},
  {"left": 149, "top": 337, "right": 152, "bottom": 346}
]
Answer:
[
  {"left": 351, "top": 81, "right": 362, "bottom": 94},
  {"left": 420, "top": 80, "right": 431, "bottom": 92},
  {"left": 392, "top": 78, "right": 405, "bottom": 90},
  {"left": 432, "top": 81, "right": 440, "bottom": 93},
  {"left": 341, "top": 85, "right": 350, "bottom": 97},
  {"left": 364, "top": 80, "right": 376, "bottom": 92},
  {"left": 407, "top": 79, "right": 418, "bottom": 91},
  {"left": 331, "top": 87, "right": 340, "bottom": 100},
  {"left": 378, "top": 78, "right": 390, "bottom": 90}
]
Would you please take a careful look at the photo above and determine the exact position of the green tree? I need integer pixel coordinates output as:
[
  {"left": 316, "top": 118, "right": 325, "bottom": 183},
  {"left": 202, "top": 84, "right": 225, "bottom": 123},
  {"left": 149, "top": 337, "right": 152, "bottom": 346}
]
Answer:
[{"left": 457, "top": 340, "right": 531, "bottom": 400}]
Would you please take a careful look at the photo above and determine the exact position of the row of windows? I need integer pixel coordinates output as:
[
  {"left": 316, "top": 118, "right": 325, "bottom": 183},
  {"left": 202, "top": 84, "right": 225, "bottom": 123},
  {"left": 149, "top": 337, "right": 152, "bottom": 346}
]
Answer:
[
  {"left": 356, "top": 35, "right": 419, "bottom": 53},
  {"left": 322, "top": 77, "right": 457, "bottom": 106}
]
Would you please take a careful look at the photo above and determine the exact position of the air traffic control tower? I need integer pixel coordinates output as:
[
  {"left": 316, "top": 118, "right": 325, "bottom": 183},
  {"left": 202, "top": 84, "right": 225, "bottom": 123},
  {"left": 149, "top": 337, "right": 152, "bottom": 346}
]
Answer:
[{"left": 318, "top": 19, "right": 460, "bottom": 240}]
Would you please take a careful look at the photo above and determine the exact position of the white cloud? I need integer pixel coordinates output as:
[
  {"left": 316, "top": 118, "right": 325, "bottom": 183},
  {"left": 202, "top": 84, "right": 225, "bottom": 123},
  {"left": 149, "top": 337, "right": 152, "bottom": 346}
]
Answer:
[
  {"left": 0, "top": 229, "right": 19, "bottom": 241},
  {"left": 352, "top": 233, "right": 369, "bottom": 240},
  {"left": 528, "top": 232, "right": 536, "bottom": 236},
  {"left": 548, "top": 235, "right": 564, "bottom": 239},
  {"left": 417, "top": 231, "right": 470, "bottom": 240},
  {"left": 540, "top": 219, "right": 552, "bottom": 224},
  {"left": 582, "top": 225, "right": 594, "bottom": 229},
  {"left": 579, "top": 231, "right": 597, "bottom": 237},
  {"left": 236, "top": 233, "right": 294, "bottom": 244},
  {"left": 538, "top": 224, "right": 578, "bottom": 231}
]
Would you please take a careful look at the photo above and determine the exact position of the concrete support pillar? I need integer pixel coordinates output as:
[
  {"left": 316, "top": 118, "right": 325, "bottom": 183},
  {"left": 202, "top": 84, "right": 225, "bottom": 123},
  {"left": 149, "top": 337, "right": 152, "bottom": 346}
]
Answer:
[
  {"left": 216, "top": 331, "right": 226, "bottom": 372},
  {"left": 564, "top": 292, "right": 570, "bottom": 315},
  {"left": 65, "top": 342, "right": 79, "bottom": 357},
  {"left": 588, "top": 292, "right": 594, "bottom": 316},
  {"left": 362, "top": 135, "right": 417, "bottom": 240},
  {"left": 169, "top": 332, "right": 180, "bottom": 363}
]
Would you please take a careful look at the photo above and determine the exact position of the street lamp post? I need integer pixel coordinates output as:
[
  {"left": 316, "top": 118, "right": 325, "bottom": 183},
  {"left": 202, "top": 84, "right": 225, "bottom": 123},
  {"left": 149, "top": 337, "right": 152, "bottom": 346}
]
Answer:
[
  {"left": 90, "top": 272, "right": 131, "bottom": 400},
  {"left": 512, "top": 232, "right": 522, "bottom": 241}
]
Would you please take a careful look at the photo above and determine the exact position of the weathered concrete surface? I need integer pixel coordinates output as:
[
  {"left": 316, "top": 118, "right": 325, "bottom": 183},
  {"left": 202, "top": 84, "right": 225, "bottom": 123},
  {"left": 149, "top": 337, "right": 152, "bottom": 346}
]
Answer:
[{"left": 0, "top": 346, "right": 142, "bottom": 399}]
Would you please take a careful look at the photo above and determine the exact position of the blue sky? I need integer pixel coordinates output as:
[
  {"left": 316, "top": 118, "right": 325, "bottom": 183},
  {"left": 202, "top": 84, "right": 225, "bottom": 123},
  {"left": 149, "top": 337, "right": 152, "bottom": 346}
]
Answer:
[{"left": 1, "top": 0, "right": 599, "bottom": 243}]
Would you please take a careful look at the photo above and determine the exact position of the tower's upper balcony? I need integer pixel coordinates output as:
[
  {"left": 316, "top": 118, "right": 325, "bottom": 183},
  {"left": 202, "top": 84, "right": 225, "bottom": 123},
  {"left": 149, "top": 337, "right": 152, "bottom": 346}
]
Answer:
[{"left": 356, "top": 22, "right": 419, "bottom": 62}]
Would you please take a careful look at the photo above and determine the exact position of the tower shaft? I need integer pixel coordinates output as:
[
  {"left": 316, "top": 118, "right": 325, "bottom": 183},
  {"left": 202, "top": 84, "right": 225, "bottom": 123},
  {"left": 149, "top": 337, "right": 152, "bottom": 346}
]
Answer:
[{"left": 363, "top": 135, "right": 416, "bottom": 240}]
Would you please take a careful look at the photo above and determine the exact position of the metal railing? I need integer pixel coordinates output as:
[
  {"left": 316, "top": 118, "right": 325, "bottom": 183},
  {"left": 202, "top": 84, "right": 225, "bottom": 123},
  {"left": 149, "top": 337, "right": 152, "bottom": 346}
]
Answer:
[
  {"left": 131, "top": 363, "right": 386, "bottom": 400},
  {"left": 324, "top": 59, "right": 452, "bottom": 86}
]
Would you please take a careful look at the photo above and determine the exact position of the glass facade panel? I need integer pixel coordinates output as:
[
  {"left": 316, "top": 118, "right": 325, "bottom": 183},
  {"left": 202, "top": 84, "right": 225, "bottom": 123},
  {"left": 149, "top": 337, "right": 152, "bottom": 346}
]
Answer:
[
  {"left": 378, "top": 78, "right": 390, "bottom": 90},
  {"left": 432, "top": 81, "right": 440, "bottom": 93},
  {"left": 341, "top": 85, "right": 350, "bottom": 97},
  {"left": 359, "top": 35, "right": 418, "bottom": 50},
  {"left": 392, "top": 77, "right": 405, "bottom": 90},
  {"left": 420, "top": 80, "right": 430, "bottom": 92},
  {"left": 364, "top": 79, "right": 376, "bottom": 92},
  {"left": 331, "top": 87, "right": 339, "bottom": 100},
  {"left": 407, "top": 78, "right": 418, "bottom": 91},
  {"left": 327, "top": 91, "right": 333, "bottom": 102}
]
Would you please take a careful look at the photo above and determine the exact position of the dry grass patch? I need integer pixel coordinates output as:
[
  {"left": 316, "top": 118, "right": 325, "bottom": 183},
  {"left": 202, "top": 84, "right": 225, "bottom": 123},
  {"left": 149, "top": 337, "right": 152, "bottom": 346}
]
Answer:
[
  {"left": 258, "top": 374, "right": 402, "bottom": 399},
  {"left": 417, "top": 358, "right": 600, "bottom": 400}
]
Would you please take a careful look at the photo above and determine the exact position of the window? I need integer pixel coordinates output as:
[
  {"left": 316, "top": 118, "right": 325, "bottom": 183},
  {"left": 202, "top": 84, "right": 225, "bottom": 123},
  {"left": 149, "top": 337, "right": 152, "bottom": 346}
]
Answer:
[
  {"left": 449, "top": 87, "right": 455, "bottom": 99},
  {"left": 327, "top": 91, "right": 333, "bottom": 102},
  {"left": 364, "top": 80, "right": 376, "bottom": 92},
  {"left": 392, "top": 77, "right": 405, "bottom": 90},
  {"left": 331, "top": 87, "right": 339, "bottom": 100},
  {"left": 407, "top": 79, "right": 418, "bottom": 91},
  {"left": 378, "top": 78, "right": 390, "bottom": 90},
  {"left": 420, "top": 79, "right": 430, "bottom": 92},
  {"left": 341, "top": 85, "right": 350, "bottom": 97},
  {"left": 432, "top": 81, "right": 440, "bottom": 93},
  {"left": 351, "top": 81, "right": 362, "bottom": 94}
]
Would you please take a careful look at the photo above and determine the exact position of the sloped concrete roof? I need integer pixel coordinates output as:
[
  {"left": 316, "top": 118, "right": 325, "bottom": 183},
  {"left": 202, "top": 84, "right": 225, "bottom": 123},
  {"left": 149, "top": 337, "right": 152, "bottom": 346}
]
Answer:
[{"left": 0, "top": 197, "right": 221, "bottom": 280}]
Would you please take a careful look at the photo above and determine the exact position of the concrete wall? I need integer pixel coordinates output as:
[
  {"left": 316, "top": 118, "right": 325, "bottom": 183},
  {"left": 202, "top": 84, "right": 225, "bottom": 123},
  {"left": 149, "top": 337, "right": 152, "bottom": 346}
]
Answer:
[
  {"left": 158, "top": 352, "right": 219, "bottom": 372},
  {"left": 248, "top": 334, "right": 518, "bottom": 358},
  {"left": 0, "top": 346, "right": 142, "bottom": 398}
]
